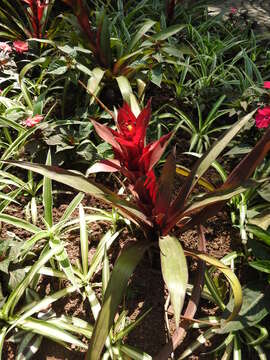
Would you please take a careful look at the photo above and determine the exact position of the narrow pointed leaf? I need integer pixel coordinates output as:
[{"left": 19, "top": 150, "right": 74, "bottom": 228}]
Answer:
[
  {"left": 86, "top": 242, "right": 148, "bottom": 360},
  {"left": 43, "top": 150, "right": 53, "bottom": 227},
  {"left": 185, "top": 250, "right": 243, "bottom": 323},
  {"left": 20, "top": 318, "right": 87, "bottom": 349}
]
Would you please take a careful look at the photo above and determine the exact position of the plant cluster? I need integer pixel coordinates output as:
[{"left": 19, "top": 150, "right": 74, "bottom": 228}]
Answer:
[{"left": 0, "top": 1, "right": 270, "bottom": 359}]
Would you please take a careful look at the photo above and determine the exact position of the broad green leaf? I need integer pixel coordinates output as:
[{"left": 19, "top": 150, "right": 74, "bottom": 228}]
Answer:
[
  {"left": 3, "top": 160, "right": 152, "bottom": 227},
  {"left": 86, "top": 241, "right": 148, "bottom": 360},
  {"left": 159, "top": 235, "right": 188, "bottom": 327},
  {"left": 87, "top": 67, "right": 105, "bottom": 104}
]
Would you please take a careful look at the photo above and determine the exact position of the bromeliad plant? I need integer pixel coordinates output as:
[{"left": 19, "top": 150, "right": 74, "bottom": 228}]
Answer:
[
  {"left": 0, "top": 0, "right": 54, "bottom": 41},
  {"left": 4, "top": 99, "right": 270, "bottom": 358}
]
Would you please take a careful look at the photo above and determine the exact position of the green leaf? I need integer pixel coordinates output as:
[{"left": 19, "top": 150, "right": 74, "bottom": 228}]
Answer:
[
  {"left": 2, "top": 244, "right": 62, "bottom": 317},
  {"left": 150, "top": 64, "right": 162, "bottom": 87},
  {"left": 49, "top": 237, "right": 80, "bottom": 292},
  {"left": 116, "top": 76, "right": 140, "bottom": 116},
  {"left": 79, "top": 203, "right": 88, "bottom": 276},
  {"left": 87, "top": 230, "right": 121, "bottom": 281},
  {"left": 43, "top": 150, "right": 53, "bottom": 228},
  {"left": 257, "top": 182, "right": 270, "bottom": 202},
  {"left": 0, "top": 214, "right": 40, "bottom": 233},
  {"left": 20, "top": 318, "right": 87, "bottom": 349},
  {"left": 11, "top": 286, "right": 78, "bottom": 331},
  {"left": 249, "top": 260, "right": 270, "bottom": 274},
  {"left": 127, "top": 19, "right": 156, "bottom": 52},
  {"left": 246, "top": 224, "right": 270, "bottom": 246},
  {"left": 16, "top": 333, "right": 42, "bottom": 360},
  {"left": 159, "top": 235, "right": 188, "bottom": 327},
  {"left": 120, "top": 344, "right": 152, "bottom": 360},
  {"left": 86, "top": 242, "right": 148, "bottom": 360},
  {"left": 0, "top": 327, "right": 8, "bottom": 360},
  {"left": 151, "top": 24, "right": 186, "bottom": 41},
  {"left": 47, "top": 316, "right": 93, "bottom": 339}
]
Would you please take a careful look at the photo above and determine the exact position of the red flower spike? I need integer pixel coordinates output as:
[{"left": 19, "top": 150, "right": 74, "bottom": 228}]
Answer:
[
  {"left": 255, "top": 107, "right": 270, "bottom": 129},
  {"left": 92, "top": 101, "right": 172, "bottom": 219}
]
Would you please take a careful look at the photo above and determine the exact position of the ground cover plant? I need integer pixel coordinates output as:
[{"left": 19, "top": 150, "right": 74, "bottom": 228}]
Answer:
[{"left": 0, "top": 0, "right": 270, "bottom": 359}]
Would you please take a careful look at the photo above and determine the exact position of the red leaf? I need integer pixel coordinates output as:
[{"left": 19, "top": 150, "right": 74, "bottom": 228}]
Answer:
[
  {"left": 133, "top": 99, "right": 151, "bottom": 146},
  {"left": 87, "top": 159, "right": 121, "bottom": 173},
  {"left": 92, "top": 120, "right": 123, "bottom": 154},
  {"left": 154, "top": 151, "right": 176, "bottom": 225},
  {"left": 139, "top": 132, "right": 172, "bottom": 173}
]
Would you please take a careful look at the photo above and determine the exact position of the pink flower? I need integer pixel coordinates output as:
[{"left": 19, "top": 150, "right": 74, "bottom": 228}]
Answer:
[
  {"left": 263, "top": 81, "right": 270, "bottom": 89},
  {"left": 24, "top": 115, "right": 43, "bottom": 127},
  {"left": 230, "top": 7, "right": 238, "bottom": 14},
  {"left": 13, "top": 40, "right": 28, "bottom": 54},
  {"left": 255, "top": 107, "right": 270, "bottom": 128},
  {"left": 0, "top": 42, "right": 12, "bottom": 53}
]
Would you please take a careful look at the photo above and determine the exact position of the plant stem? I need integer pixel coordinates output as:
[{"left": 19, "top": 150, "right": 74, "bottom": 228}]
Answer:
[{"left": 154, "top": 224, "right": 206, "bottom": 360}]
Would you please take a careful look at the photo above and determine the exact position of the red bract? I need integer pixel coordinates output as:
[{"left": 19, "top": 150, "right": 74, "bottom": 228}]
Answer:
[
  {"left": 24, "top": 114, "right": 43, "bottom": 127},
  {"left": 13, "top": 40, "right": 28, "bottom": 53},
  {"left": 90, "top": 101, "right": 172, "bottom": 213},
  {"left": 255, "top": 107, "right": 270, "bottom": 128}
]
